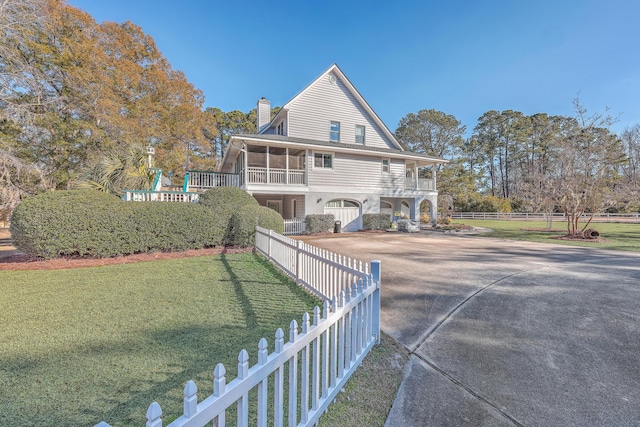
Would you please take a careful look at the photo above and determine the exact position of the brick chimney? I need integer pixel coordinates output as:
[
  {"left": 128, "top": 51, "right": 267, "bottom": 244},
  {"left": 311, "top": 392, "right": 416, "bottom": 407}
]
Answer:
[{"left": 256, "top": 97, "right": 271, "bottom": 133}]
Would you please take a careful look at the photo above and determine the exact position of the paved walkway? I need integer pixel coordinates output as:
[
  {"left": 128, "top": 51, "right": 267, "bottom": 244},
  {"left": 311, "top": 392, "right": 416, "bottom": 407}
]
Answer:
[{"left": 299, "top": 231, "right": 640, "bottom": 427}]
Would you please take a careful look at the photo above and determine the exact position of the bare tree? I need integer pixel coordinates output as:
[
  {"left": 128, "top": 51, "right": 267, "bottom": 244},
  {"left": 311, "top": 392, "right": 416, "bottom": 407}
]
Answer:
[{"left": 550, "top": 100, "right": 625, "bottom": 235}]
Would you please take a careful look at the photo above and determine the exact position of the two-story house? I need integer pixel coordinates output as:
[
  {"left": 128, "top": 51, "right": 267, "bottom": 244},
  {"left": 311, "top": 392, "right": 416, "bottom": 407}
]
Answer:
[{"left": 217, "top": 64, "right": 447, "bottom": 231}]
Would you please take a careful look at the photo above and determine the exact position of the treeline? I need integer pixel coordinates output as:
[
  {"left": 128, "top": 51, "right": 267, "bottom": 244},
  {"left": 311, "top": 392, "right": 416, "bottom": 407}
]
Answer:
[
  {"left": 395, "top": 106, "right": 640, "bottom": 231},
  {"left": 1, "top": 0, "right": 219, "bottom": 213}
]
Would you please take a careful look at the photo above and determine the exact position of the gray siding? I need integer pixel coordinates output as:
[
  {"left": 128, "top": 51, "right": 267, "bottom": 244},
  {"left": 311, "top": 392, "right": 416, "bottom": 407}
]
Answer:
[
  {"left": 308, "top": 152, "right": 405, "bottom": 191},
  {"left": 287, "top": 74, "right": 397, "bottom": 150}
]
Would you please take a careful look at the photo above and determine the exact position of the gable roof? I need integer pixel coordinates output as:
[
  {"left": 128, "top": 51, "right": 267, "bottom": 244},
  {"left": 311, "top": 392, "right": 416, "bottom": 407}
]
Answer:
[{"left": 262, "top": 64, "right": 404, "bottom": 151}]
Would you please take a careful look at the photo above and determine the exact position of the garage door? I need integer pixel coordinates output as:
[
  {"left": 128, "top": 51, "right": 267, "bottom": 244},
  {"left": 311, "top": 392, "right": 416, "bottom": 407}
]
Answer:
[{"left": 325, "top": 199, "right": 362, "bottom": 232}]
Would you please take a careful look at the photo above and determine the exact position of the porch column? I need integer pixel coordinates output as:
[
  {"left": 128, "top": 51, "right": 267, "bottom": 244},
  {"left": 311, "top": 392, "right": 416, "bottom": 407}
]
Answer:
[
  {"left": 433, "top": 166, "right": 437, "bottom": 190},
  {"left": 285, "top": 147, "right": 289, "bottom": 185},
  {"left": 410, "top": 198, "right": 421, "bottom": 221},
  {"left": 414, "top": 163, "right": 419, "bottom": 190},
  {"left": 430, "top": 195, "right": 438, "bottom": 226},
  {"left": 266, "top": 146, "right": 270, "bottom": 184},
  {"left": 243, "top": 145, "right": 248, "bottom": 188}
]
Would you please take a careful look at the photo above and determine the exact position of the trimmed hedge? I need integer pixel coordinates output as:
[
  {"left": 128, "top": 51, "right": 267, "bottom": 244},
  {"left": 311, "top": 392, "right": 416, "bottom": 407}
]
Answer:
[
  {"left": 228, "top": 205, "right": 285, "bottom": 247},
  {"left": 10, "top": 190, "right": 226, "bottom": 259},
  {"left": 305, "top": 214, "right": 335, "bottom": 234},
  {"left": 199, "top": 187, "right": 283, "bottom": 245},
  {"left": 199, "top": 186, "right": 258, "bottom": 221},
  {"left": 363, "top": 213, "right": 391, "bottom": 230}
]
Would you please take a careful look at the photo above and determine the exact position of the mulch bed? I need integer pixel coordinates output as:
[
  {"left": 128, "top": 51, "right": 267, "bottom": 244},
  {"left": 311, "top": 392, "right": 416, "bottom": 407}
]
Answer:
[{"left": 0, "top": 246, "right": 253, "bottom": 271}]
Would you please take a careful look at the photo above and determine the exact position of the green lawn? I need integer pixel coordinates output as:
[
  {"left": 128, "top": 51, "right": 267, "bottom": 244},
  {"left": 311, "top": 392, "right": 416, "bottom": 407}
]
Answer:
[
  {"left": 454, "top": 219, "right": 640, "bottom": 252},
  {"left": 0, "top": 253, "right": 320, "bottom": 426}
]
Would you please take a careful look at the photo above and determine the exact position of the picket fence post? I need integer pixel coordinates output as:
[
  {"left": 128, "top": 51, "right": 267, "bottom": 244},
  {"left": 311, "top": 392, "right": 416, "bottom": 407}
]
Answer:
[
  {"left": 183, "top": 380, "right": 197, "bottom": 418},
  {"left": 213, "top": 363, "right": 226, "bottom": 426},
  {"left": 257, "top": 338, "right": 268, "bottom": 427},
  {"left": 371, "top": 260, "right": 381, "bottom": 344},
  {"left": 146, "top": 402, "right": 162, "bottom": 427}
]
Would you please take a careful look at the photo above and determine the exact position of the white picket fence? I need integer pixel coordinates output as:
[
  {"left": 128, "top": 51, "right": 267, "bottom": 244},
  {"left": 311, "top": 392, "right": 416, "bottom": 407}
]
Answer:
[
  {"left": 283, "top": 218, "right": 306, "bottom": 235},
  {"left": 95, "top": 228, "right": 381, "bottom": 427},
  {"left": 255, "top": 227, "right": 370, "bottom": 302}
]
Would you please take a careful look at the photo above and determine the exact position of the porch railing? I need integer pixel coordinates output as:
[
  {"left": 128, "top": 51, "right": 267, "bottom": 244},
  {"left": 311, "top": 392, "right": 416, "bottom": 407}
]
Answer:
[
  {"left": 186, "top": 170, "right": 239, "bottom": 191},
  {"left": 246, "top": 167, "right": 306, "bottom": 185},
  {"left": 123, "top": 190, "right": 200, "bottom": 203},
  {"left": 405, "top": 177, "right": 435, "bottom": 191}
]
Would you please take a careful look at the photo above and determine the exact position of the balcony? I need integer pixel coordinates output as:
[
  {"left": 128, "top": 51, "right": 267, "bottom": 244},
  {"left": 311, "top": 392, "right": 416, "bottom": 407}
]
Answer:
[
  {"left": 245, "top": 167, "right": 306, "bottom": 185},
  {"left": 404, "top": 177, "right": 435, "bottom": 191}
]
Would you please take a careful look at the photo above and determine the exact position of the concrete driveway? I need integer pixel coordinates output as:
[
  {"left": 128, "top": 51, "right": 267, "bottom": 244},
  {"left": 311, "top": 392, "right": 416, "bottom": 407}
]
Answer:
[{"left": 299, "top": 232, "right": 640, "bottom": 427}]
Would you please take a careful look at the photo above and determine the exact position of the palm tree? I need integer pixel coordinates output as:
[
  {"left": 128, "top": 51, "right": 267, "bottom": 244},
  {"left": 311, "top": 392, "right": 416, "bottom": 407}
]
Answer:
[{"left": 75, "top": 144, "right": 154, "bottom": 196}]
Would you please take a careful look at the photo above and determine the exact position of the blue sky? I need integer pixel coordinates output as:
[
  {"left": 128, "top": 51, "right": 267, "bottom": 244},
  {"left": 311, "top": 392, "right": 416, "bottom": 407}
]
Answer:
[{"left": 68, "top": 0, "right": 640, "bottom": 136}]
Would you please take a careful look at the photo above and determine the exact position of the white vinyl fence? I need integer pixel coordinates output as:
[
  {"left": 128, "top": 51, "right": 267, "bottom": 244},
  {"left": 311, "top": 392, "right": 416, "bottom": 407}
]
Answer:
[
  {"left": 283, "top": 218, "right": 306, "bottom": 235},
  {"left": 450, "top": 212, "right": 640, "bottom": 223},
  {"left": 95, "top": 228, "right": 381, "bottom": 427},
  {"left": 255, "top": 227, "right": 370, "bottom": 302}
]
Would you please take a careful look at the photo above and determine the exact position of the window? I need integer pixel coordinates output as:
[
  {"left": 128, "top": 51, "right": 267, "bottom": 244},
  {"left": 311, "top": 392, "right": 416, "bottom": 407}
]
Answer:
[
  {"left": 277, "top": 121, "right": 285, "bottom": 135},
  {"left": 326, "top": 199, "right": 359, "bottom": 208},
  {"left": 355, "top": 125, "right": 365, "bottom": 144},
  {"left": 382, "top": 158, "right": 390, "bottom": 173},
  {"left": 314, "top": 153, "right": 332, "bottom": 169},
  {"left": 330, "top": 121, "right": 340, "bottom": 142},
  {"left": 267, "top": 200, "right": 282, "bottom": 214},
  {"left": 292, "top": 199, "right": 298, "bottom": 218}
]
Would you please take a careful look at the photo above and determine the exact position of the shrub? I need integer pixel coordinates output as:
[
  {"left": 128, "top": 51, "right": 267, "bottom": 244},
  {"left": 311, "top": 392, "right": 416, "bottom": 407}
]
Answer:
[
  {"left": 305, "top": 214, "right": 335, "bottom": 234},
  {"left": 10, "top": 190, "right": 227, "bottom": 259},
  {"left": 199, "top": 186, "right": 258, "bottom": 220},
  {"left": 199, "top": 187, "right": 267, "bottom": 245},
  {"left": 228, "top": 205, "right": 284, "bottom": 246},
  {"left": 363, "top": 213, "right": 391, "bottom": 230}
]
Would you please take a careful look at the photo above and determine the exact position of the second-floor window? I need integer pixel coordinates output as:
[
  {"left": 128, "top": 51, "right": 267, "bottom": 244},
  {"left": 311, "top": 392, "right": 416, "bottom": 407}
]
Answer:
[
  {"left": 355, "top": 125, "right": 365, "bottom": 144},
  {"left": 382, "top": 158, "right": 390, "bottom": 173},
  {"left": 277, "top": 121, "right": 285, "bottom": 135},
  {"left": 314, "top": 152, "right": 333, "bottom": 169},
  {"left": 330, "top": 121, "right": 340, "bottom": 142}
]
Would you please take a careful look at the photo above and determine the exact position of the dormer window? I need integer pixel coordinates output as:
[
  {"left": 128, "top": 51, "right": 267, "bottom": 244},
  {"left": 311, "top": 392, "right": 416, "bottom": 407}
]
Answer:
[
  {"left": 330, "top": 121, "right": 340, "bottom": 142},
  {"left": 277, "top": 121, "right": 285, "bottom": 135},
  {"left": 355, "top": 125, "right": 365, "bottom": 144}
]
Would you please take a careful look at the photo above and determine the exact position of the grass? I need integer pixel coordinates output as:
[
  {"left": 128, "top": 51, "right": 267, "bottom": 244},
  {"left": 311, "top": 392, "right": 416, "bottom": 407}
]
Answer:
[
  {"left": 454, "top": 219, "right": 640, "bottom": 252},
  {"left": 0, "top": 253, "right": 320, "bottom": 426},
  {"left": 0, "top": 252, "right": 407, "bottom": 427},
  {"left": 318, "top": 333, "right": 408, "bottom": 427}
]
